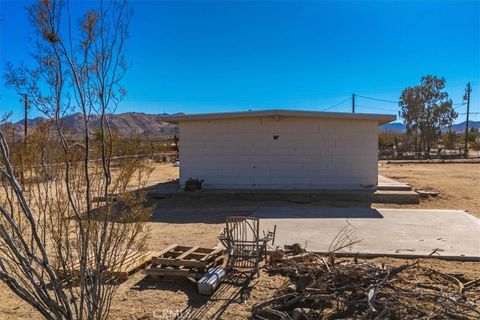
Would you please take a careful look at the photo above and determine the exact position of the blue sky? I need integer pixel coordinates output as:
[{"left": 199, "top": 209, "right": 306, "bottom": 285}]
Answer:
[{"left": 1, "top": 0, "right": 479, "bottom": 123}]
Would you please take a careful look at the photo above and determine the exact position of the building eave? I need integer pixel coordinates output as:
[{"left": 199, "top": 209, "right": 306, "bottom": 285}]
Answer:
[{"left": 162, "top": 109, "right": 396, "bottom": 125}]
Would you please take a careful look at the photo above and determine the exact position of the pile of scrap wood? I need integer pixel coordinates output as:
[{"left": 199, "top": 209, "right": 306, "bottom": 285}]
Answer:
[{"left": 253, "top": 247, "right": 480, "bottom": 319}]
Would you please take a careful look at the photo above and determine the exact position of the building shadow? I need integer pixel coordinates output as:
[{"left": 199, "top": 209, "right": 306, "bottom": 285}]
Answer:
[
  {"left": 148, "top": 206, "right": 254, "bottom": 224},
  {"left": 253, "top": 207, "right": 383, "bottom": 219},
  {"left": 146, "top": 179, "right": 181, "bottom": 196},
  {"left": 143, "top": 180, "right": 382, "bottom": 224}
]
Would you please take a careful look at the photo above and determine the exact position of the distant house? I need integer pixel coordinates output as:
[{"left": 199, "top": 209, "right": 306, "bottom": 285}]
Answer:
[{"left": 165, "top": 109, "right": 395, "bottom": 190}]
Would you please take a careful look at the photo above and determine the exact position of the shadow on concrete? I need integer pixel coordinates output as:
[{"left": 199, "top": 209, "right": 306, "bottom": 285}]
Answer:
[
  {"left": 253, "top": 207, "right": 383, "bottom": 219},
  {"left": 143, "top": 180, "right": 383, "bottom": 224}
]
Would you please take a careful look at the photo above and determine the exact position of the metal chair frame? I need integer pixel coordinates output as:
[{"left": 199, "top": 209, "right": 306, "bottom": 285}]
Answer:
[{"left": 219, "top": 216, "right": 275, "bottom": 276}]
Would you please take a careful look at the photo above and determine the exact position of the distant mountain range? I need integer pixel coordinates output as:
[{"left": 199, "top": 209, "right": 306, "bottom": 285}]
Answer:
[
  {"left": 379, "top": 121, "right": 480, "bottom": 133},
  {"left": 8, "top": 112, "right": 180, "bottom": 140},
  {"left": 6, "top": 112, "right": 479, "bottom": 139}
]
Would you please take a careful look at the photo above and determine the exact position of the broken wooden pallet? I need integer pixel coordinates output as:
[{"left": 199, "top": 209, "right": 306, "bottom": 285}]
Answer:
[
  {"left": 151, "top": 244, "right": 223, "bottom": 270},
  {"left": 56, "top": 250, "right": 157, "bottom": 281},
  {"left": 143, "top": 267, "right": 203, "bottom": 280},
  {"left": 144, "top": 244, "right": 224, "bottom": 280},
  {"left": 110, "top": 251, "right": 157, "bottom": 280}
]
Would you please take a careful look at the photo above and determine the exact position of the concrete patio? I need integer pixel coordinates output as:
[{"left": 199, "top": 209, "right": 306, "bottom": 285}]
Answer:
[{"left": 255, "top": 207, "right": 480, "bottom": 260}]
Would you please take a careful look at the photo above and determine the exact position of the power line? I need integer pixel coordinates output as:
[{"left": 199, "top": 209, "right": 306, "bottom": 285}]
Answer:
[
  {"left": 355, "top": 104, "right": 399, "bottom": 112},
  {"left": 320, "top": 97, "right": 351, "bottom": 111},
  {"left": 355, "top": 103, "right": 399, "bottom": 110},
  {"left": 356, "top": 95, "right": 398, "bottom": 104}
]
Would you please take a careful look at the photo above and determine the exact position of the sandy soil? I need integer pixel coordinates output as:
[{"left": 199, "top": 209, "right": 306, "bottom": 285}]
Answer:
[
  {"left": 145, "top": 162, "right": 179, "bottom": 188},
  {"left": 377, "top": 162, "right": 480, "bottom": 218},
  {"left": 1, "top": 162, "right": 479, "bottom": 319}
]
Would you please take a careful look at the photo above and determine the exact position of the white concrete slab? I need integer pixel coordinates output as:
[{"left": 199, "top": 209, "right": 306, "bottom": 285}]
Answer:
[
  {"left": 377, "top": 175, "right": 412, "bottom": 191},
  {"left": 255, "top": 208, "right": 480, "bottom": 259}
]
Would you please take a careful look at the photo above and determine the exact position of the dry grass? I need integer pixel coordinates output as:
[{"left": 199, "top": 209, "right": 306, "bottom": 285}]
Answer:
[{"left": 0, "top": 162, "right": 479, "bottom": 319}]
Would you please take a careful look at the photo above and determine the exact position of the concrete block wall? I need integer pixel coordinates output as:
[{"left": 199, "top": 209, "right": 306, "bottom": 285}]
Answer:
[{"left": 178, "top": 116, "right": 378, "bottom": 190}]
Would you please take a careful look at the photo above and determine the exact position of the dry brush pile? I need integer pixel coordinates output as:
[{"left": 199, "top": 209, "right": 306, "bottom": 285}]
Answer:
[{"left": 253, "top": 248, "right": 480, "bottom": 320}]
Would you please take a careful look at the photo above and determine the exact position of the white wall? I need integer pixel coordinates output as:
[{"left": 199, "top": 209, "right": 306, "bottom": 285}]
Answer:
[{"left": 179, "top": 116, "right": 378, "bottom": 190}]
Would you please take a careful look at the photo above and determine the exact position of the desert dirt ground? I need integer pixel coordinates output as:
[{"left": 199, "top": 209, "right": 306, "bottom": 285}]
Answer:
[
  {"left": 377, "top": 162, "right": 480, "bottom": 218},
  {"left": 0, "top": 162, "right": 479, "bottom": 319}
]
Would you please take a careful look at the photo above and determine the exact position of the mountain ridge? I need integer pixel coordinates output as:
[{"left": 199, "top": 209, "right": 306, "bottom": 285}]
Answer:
[
  {"left": 8, "top": 112, "right": 479, "bottom": 138},
  {"left": 9, "top": 112, "right": 181, "bottom": 139}
]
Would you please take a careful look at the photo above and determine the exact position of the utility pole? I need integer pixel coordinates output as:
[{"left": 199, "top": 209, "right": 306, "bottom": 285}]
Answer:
[
  {"left": 20, "top": 93, "right": 29, "bottom": 141},
  {"left": 19, "top": 93, "right": 29, "bottom": 186},
  {"left": 464, "top": 83, "right": 471, "bottom": 159},
  {"left": 352, "top": 93, "right": 355, "bottom": 113}
]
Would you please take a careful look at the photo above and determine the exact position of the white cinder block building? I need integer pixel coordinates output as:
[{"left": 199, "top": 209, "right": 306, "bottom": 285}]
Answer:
[{"left": 166, "top": 110, "right": 395, "bottom": 190}]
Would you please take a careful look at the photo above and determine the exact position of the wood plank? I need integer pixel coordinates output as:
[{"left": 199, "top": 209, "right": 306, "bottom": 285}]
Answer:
[
  {"left": 57, "top": 251, "right": 157, "bottom": 281},
  {"left": 199, "top": 248, "right": 223, "bottom": 262},
  {"left": 195, "top": 247, "right": 216, "bottom": 254},
  {"left": 143, "top": 268, "right": 199, "bottom": 277},
  {"left": 112, "top": 251, "right": 143, "bottom": 269},
  {"left": 108, "top": 251, "right": 155, "bottom": 279},
  {"left": 175, "top": 245, "right": 194, "bottom": 252},
  {"left": 116, "top": 252, "right": 153, "bottom": 272},
  {"left": 182, "top": 253, "right": 208, "bottom": 260},
  {"left": 176, "top": 246, "right": 200, "bottom": 260},
  {"left": 155, "top": 244, "right": 179, "bottom": 257},
  {"left": 151, "top": 258, "right": 210, "bottom": 270},
  {"left": 152, "top": 257, "right": 208, "bottom": 269},
  {"left": 125, "top": 252, "right": 155, "bottom": 270}
]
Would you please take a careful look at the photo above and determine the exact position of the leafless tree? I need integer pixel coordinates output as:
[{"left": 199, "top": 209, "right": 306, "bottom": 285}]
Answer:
[{"left": 1, "top": 1, "right": 152, "bottom": 319}]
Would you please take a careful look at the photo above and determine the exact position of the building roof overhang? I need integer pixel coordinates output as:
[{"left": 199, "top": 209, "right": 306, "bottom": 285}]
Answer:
[{"left": 163, "top": 109, "right": 396, "bottom": 125}]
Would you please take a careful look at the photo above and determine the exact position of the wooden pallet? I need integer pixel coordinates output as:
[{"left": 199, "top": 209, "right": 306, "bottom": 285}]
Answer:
[
  {"left": 57, "top": 251, "right": 157, "bottom": 281},
  {"left": 151, "top": 244, "right": 223, "bottom": 269},
  {"left": 144, "top": 244, "right": 224, "bottom": 279},
  {"left": 110, "top": 251, "right": 157, "bottom": 280}
]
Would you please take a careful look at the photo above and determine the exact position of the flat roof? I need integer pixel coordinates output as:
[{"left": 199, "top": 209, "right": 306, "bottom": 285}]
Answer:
[{"left": 163, "top": 109, "right": 396, "bottom": 125}]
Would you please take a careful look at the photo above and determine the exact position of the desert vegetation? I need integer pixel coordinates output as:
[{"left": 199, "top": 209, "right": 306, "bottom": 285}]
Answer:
[
  {"left": 0, "top": 0, "right": 155, "bottom": 319},
  {"left": 378, "top": 76, "right": 479, "bottom": 159}
]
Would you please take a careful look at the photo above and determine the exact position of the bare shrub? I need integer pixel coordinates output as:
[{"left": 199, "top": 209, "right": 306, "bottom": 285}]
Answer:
[{"left": 1, "top": 1, "right": 152, "bottom": 319}]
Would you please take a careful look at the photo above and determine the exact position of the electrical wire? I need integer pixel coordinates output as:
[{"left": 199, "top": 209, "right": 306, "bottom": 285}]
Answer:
[
  {"left": 356, "top": 95, "right": 398, "bottom": 104},
  {"left": 321, "top": 97, "right": 351, "bottom": 111},
  {"left": 355, "top": 104, "right": 399, "bottom": 112},
  {"left": 453, "top": 103, "right": 465, "bottom": 110}
]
